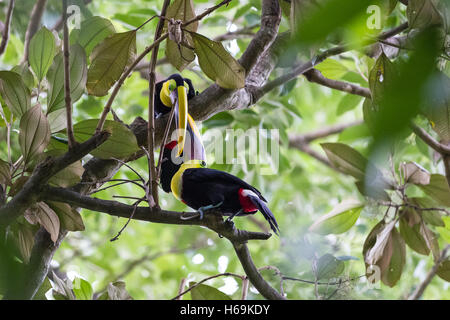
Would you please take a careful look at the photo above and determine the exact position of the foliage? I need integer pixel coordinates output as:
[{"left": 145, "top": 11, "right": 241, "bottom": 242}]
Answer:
[{"left": 0, "top": 0, "right": 449, "bottom": 301}]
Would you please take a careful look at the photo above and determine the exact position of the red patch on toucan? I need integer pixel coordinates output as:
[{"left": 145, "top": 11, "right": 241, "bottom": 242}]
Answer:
[
  {"left": 238, "top": 188, "right": 258, "bottom": 213},
  {"left": 164, "top": 141, "right": 178, "bottom": 150}
]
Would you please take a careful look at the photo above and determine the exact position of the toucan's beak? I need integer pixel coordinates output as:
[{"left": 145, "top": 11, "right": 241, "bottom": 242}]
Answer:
[
  {"left": 186, "top": 114, "right": 206, "bottom": 163},
  {"left": 161, "top": 79, "right": 188, "bottom": 157}
]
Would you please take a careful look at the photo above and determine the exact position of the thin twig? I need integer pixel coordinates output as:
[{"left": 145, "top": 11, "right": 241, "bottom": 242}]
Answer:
[
  {"left": 63, "top": 0, "right": 76, "bottom": 149},
  {"left": 408, "top": 245, "right": 450, "bottom": 300},
  {"left": 110, "top": 198, "right": 144, "bottom": 241},
  {"left": 171, "top": 272, "right": 244, "bottom": 300},
  {"left": 0, "top": 0, "right": 15, "bottom": 56},
  {"left": 146, "top": 0, "right": 170, "bottom": 209}
]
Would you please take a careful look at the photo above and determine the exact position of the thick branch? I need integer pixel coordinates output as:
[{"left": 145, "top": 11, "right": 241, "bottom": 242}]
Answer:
[
  {"left": 304, "top": 69, "right": 371, "bottom": 98},
  {"left": 0, "top": 0, "right": 15, "bottom": 56}
]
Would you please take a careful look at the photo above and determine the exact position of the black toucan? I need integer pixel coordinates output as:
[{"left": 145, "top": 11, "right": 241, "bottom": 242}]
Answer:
[
  {"left": 155, "top": 74, "right": 205, "bottom": 160},
  {"left": 160, "top": 141, "right": 280, "bottom": 235}
]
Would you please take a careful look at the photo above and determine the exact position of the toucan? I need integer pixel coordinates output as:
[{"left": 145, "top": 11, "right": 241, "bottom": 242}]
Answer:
[
  {"left": 155, "top": 74, "right": 205, "bottom": 160},
  {"left": 160, "top": 141, "right": 280, "bottom": 235}
]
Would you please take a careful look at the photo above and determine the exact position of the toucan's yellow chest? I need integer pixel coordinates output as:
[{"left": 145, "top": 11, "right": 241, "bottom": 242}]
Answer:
[{"left": 170, "top": 161, "right": 203, "bottom": 201}]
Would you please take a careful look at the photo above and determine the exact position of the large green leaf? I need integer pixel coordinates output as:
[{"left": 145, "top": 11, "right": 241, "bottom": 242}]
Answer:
[
  {"left": 321, "top": 142, "right": 368, "bottom": 180},
  {"left": 380, "top": 227, "right": 406, "bottom": 287},
  {"left": 437, "top": 260, "right": 450, "bottom": 282},
  {"left": 192, "top": 33, "right": 245, "bottom": 89},
  {"left": 309, "top": 199, "right": 364, "bottom": 235},
  {"left": 189, "top": 282, "right": 232, "bottom": 300},
  {"left": 47, "top": 44, "right": 87, "bottom": 114},
  {"left": 19, "top": 105, "right": 51, "bottom": 164},
  {"left": 399, "top": 211, "right": 430, "bottom": 256},
  {"left": 0, "top": 71, "right": 31, "bottom": 117},
  {"left": 72, "top": 16, "right": 116, "bottom": 57},
  {"left": 368, "top": 53, "right": 396, "bottom": 104},
  {"left": 29, "top": 27, "right": 56, "bottom": 82},
  {"left": 73, "top": 119, "right": 140, "bottom": 159},
  {"left": 87, "top": 31, "right": 136, "bottom": 96}
]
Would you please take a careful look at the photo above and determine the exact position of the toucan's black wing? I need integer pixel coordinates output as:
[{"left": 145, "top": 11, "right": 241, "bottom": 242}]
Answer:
[{"left": 183, "top": 168, "right": 267, "bottom": 202}]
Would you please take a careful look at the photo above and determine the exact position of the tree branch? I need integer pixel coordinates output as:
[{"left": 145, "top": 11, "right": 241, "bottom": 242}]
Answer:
[
  {"left": 0, "top": 0, "right": 15, "bottom": 56},
  {"left": 304, "top": 69, "right": 371, "bottom": 98},
  {"left": 22, "top": 0, "right": 47, "bottom": 62}
]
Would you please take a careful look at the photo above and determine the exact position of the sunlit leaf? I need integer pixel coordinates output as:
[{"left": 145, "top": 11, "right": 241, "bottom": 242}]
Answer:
[
  {"left": 309, "top": 199, "right": 364, "bottom": 235},
  {"left": 192, "top": 32, "right": 245, "bottom": 89},
  {"left": 87, "top": 30, "right": 136, "bottom": 96},
  {"left": 315, "top": 59, "right": 348, "bottom": 79},
  {"left": 73, "top": 16, "right": 116, "bottom": 57},
  {"left": 73, "top": 278, "right": 93, "bottom": 300},
  {"left": 47, "top": 44, "right": 87, "bottom": 114},
  {"left": 29, "top": 27, "right": 56, "bottom": 82},
  {"left": 73, "top": 119, "right": 140, "bottom": 159},
  {"left": 19, "top": 105, "right": 51, "bottom": 164}
]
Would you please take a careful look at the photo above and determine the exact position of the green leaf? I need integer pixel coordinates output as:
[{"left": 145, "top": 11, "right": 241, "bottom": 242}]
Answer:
[
  {"left": 47, "top": 201, "right": 85, "bottom": 232},
  {"left": 44, "top": 149, "right": 84, "bottom": 187},
  {"left": 87, "top": 30, "right": 136, "bottom": 96},
  {"left": 204, "top": 112, "right": 234, "bottom": 128},
  {"left": 29, "top": 27, "right": 56, "bottom": 82},
  {"left": 399, "top": 211, "right": 430, "bottom": 256},
  {"left": 314, "top": 253, "right": 345, "bottom": 280},
  {"left": 315, "top": 59, "right": 348, "bottom": 80},
  {"left": 336, "top": 94, "right": 363, "bottom": 116},
  {"left": 192, "top": 32, "right": 245, "bottom": 89},
  {"left": 48, "top": 109, "right": 67, "bottom": 133},
  {"left": 47, "top": 44, "right": 87, "bottom": 114},
  {"left": 74, "top": 16, "right": 116, "bottom": 57},
  {"left": 11, "top": 63, "right": 35, "bottom": 90},
  {"left": 309, "top": 199, "right": 363, "bottom": 235},
  {"left": 73, "top": 119, "right": 140, "bottom": 159},
  {"left": 368, "top": 52, "right": 396, "bottom": 104},
  {"left": 189, "top": 282, "right": 232, "bottom": 300},
  {"left": 73, "top": 278, "right": 93, "bottom": 300},
  {"left": 321, "top": 142, "right": 368, "bottom": 180},
  {"left": 19, "top": 105, "right": 51, "bottom": 164},
  {"left": 437, "top": 260, "right": 450, "bottom": 282},
  {"left": 407, "top": 0, "right": 443, "bottom": 30},
  {"left": 418, "top": 174, "right": 450, "bottom": 207},
  {"left": 0, "top": 70, "right": 31, "bottom": 117},
  {"left": 166, "top": 38, "right": 196, "bottom": 71}
]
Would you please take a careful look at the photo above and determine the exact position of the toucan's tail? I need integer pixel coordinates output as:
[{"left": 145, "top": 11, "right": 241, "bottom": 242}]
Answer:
[{"left": 248, "top": 195, "right": 280, "bottom": 236}]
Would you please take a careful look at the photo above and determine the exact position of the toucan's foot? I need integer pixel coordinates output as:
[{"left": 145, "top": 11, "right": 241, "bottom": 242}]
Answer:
[
  {"left": 225, "top": 209, "right": 243, "bottom": 223},
  {"left": 197, "top": 202, "right": 223, "bottom": 220}
]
